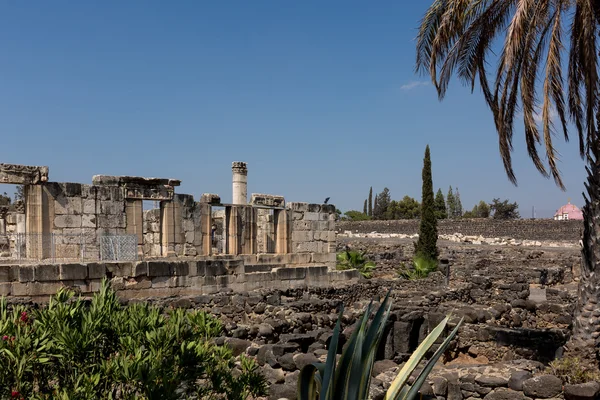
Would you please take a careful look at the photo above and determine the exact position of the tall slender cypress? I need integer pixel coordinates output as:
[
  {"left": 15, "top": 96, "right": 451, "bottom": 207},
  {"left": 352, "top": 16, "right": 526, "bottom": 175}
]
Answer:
[
  {"left": 368, "top": 187, "right": 373, "bottom": 217},
  {"left": 363, "top": 199, "right": 368, "bottom": 215},
  {"left": 447, "top": 186, "right": 455, "bottom": 219},
  {"left": 455, "top": 187, "right": 463, "bottom": 217},
  {"left": 415, "top": 145, "right": 438, "bottom": 261}
]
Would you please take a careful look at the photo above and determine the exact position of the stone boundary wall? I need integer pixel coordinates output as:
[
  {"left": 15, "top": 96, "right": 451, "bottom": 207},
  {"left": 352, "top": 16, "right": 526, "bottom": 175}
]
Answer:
[
  {"left": 337, "top": 219, "right": 582, "bottom": 241},
  {"left": 0, "top": 255, "right": 358, "bottom": 300}
]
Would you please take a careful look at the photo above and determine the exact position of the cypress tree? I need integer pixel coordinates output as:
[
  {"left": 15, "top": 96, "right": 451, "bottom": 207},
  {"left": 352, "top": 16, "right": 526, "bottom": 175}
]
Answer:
[
  {"left": 434, "top": 189, "right": 447, "bottom": 219},
  {"left": 363, "top": 199, "right": 368, "bottom": 215},
  {"left": 373, "top": 194, "right": 380, "bottom": 220},
  {"left": 455, "top": 187, "right": 463, "bottom": 217},
  {"left": 447, "top": 186, "right": 456, "bottom": 219},
  {"left": 415, "top": 145, "right": 438, "bottom": 261},
  {"left": 368, "top": 187, "right": 373, "bottom": 217}
]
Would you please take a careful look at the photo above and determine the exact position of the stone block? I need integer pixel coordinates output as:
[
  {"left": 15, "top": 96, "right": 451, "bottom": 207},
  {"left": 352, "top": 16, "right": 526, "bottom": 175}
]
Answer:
[
  {"left": 148, "top": 261, "right": 172, "bottom": 277},
  {"left": 305, "top": 265, "right": 328, "bottom": 279},
  {"left": 293, "top": 221, "right": 312, "bottom": 231},
  {"left": 100, "top": 201, "right": 123, "bottom": 215},
  {"left": 311, "top": 252, "right": 336, "bottom": 264},
  {"left": 274, "top": 267, "right": 306, "bottom": 280},
  {"left": 18, "top": 266, "right": 33, "bottom": 282},
  {"left": 34, "top": 264, "right": 59, "bottom": 282},
  {"left": 0, "top": 283, "right": 11, "bottom": 296},
  {"left": 98, "top": 214, "right": 126, "bottom": 229},
  {"left": 54, "top": 197, "right": 82, "bottom": 215},
  {"left": 307, "top": 204, "right": 321, "bottom": 213},
  {"left": 81, "top": 215, "right": 96, "bottom": 228},
  {"left": 288, "top": 253, "right": 312, "bottom": 264},
  {"left": 55, "top": 215, "right": 82, "bottom": 229},
  {"left": 172, "top": 262, "right": 189, "bottom": 276},
  {"left": 245, "top": 272, "right": 272, "bottom": 283},
  {"left": 30, "top": 281, "right": 64, "bottom": 296},
  {"left": 151, "top": 276, "right": 177, "bottom": 288},
  {"left": 124, "top": 277, "right": 152, "bottom": 290},
  {"left": 132, "top": 262, "right": 148, "bottom": 277},
  {"left": 205, "top": 261, "right": 227, "bottom": 276},
  {"left": 0, "top": 265, "right": 14, "bottom": 282},
  {"left": 60, "top": 264, "right": 88, "bottom": 280},
  {"left": 105, "top": 262, "right": 133, "bottom": 277},
  {"left": 63, "top": 182, "right": 82, "bottom": 197},
  {"left": 87, "top": 263, "right": 106, "bottom": 279},
  {"left": 287, "top": 202, "right": 308, "bottom": 212},
  {"left": 295, "top": 242, "right": 318, "bottom": 253},
  {"left": 292, "top": 231, "right": 313, "bottom": 242},
  {"left": 304, "top": 212, "right": 320, "bottom": 221},
  {"left": 12, "top": 282, "right": 29, "bottom": 296}
]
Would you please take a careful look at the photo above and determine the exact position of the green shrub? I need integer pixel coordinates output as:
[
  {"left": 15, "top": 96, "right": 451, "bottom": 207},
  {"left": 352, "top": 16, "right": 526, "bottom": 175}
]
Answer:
[
  {"left": 336, "top": 250, "right": 376, "bottom": 279},
  {"left": 0, "top": 279, "right": 267, "bottom": 399},
  {"left": 397, "top": 255, "right": 438, "bottom": 280},
  {"left": 297, "top": 291, "right": 463, "bottom": 400},
  {"left": 547, "top": 357, "right": 600, "bottom": 384}
]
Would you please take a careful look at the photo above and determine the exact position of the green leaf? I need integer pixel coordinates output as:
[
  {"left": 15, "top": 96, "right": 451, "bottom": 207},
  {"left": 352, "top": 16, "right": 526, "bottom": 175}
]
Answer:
[
  {"left": 298, "top": 364, "right": 319, "bottom": 400},
  {"left": 385, "top": 316, "right": 450, "bottom": 399},
  {"left": 403, "top": 318, "right": 463, "bottom": 400}
]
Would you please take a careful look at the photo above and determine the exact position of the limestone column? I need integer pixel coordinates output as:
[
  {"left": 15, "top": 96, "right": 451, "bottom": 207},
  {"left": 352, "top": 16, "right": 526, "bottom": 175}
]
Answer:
[
  {"left": 0, "top": 207, "right": 7, "bottom": 235},
  {"left": 161, "top": 199, "right": 182, "bottom": 257},
  {"left": 232, "top": 162, "right": 248, "bottom": 205},
  {"left": 274, "top": 209, "right": 291, "bottom": 254},
  {"left": 125, "top": 199, "right": 143, "bottom": 256},
  {"left": 226, "top": 206, "right": 242, "bottom": 255},
  {"left": 200, "top": 203, "right": 212, "bottom": 256},
  {"left": 242, "top": 206, "right": 257, "bottom": 254},
  {"left": 25, "top": 185, "right": 50, "bottom": 259}
]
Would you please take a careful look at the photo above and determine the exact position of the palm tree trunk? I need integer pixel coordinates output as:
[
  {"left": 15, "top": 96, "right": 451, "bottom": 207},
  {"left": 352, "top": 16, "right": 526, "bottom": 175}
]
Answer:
[{"left": 565, "top": 148, "right": 600, "bottom": 367}]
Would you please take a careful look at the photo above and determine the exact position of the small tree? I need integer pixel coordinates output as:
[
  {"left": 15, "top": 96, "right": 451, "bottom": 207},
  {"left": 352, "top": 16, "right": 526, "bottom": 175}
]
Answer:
[
  {"left": 343, "top": 210, "right": 370, "bottom": 221},
  {"left": 476, "top": 200, "right": 491, "bottom": 218},
  {"left": 363, "top": 199, "right": 368, "bottom": 215},
  {"left": 446, "top": 186, "right": 456, "bottom": 219},
  {"left": 368, "top": 187, "right": 373, "bottom": 217},
  {"left": 376, "top": 187, "right": 391, "bottom": 220},
  {"left": 454, "top": 187, "right": 463, "bottom": 217},
  {"left": 490, "top": 198, "right": 520, "bottom": 219},
  {"left": 434, "top": 189, "right": 447, "bottom": 219},
  {"left": 415, "top": 145, "right": 438, "bottom": 262},
  {"left": 389, "top": 196, "right": 420, "bottom": 219}
]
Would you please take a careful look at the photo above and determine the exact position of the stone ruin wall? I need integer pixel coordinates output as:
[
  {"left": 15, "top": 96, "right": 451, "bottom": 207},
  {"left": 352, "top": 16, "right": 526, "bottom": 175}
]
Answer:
[{"left": 338, "top": 219, "right": 582, "bottom": 241}]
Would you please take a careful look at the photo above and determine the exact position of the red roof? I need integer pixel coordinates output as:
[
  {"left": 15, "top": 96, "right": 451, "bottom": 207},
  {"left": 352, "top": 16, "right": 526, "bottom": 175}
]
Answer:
[{"left": 554, "top": 202, "right": 583, "bottom": 220}]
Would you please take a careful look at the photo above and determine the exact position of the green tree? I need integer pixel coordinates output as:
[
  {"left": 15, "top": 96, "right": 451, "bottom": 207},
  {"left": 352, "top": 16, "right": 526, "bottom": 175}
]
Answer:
[
  {"left": 446, "top": 186, "right": 455, "bottom": 219},
  {"left": 0, "top": 192, "right": 11, "bottom": 207},
  {"left": 454, "top": 187, "right": 463, "bottom": 218},
  {"left": 372, "top": 194, "right": 379, "bottom": 220},
  {"left": 434, "top": 188, "right": 447, "bottom": 219},
  {"left": 375, "top": 187, "right": 391, "bottom": 220},
  {"left": 368, "top": 187, "right": 373, "bottom": 217},
  {"left": 415, "top": 145, "right": 438, "bottom": 262},
  {"left": 363, "top": 199, "right": 367, "bottom": 215},
  {"left": 343, "top": 210, "right": 370, "bottom": 221},
  {"left": 416, "top": 0, "right": 600, "bottom": 357},
  {"left": 490, "top": 198, "right": 520, "bottom": 220},
  {"left": 389, "top": 196, "right": 420, "bottom": 219},
  {"left": 14, "top": 185, "right": 23, "bottom": 202},
  {"left": 476, "top": 200, "right": 491, "bottom": 218}
]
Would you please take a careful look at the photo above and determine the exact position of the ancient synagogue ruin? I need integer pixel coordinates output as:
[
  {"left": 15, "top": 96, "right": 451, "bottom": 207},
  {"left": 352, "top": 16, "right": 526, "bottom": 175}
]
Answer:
[{"left": 0, "top": 162, "right": 356, "bottom": 298}]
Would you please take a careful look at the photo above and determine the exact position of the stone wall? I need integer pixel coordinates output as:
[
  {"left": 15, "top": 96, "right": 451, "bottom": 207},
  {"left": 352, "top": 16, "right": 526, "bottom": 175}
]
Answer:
[
  {"left": 0, "top": 256, "right": 358, "bottom": 299},
  {"left": 289, "top": 203, "right": 336, "bottom": 268},
  {"left": 338, "top": 219, "right": 582, "bottom": 241}
]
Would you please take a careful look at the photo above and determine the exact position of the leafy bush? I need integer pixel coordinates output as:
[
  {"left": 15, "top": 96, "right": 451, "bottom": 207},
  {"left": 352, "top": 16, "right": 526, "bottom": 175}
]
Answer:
[
  {"left": 397, "top": 256, "right": 438, "bottom": 280},
  {"left": 297, "top": 291, "right": 463, "bottom": 400},
  {"left": 0, "top": 279, "right": 267, "bottom": 399},
  {"left": 547, "top": 357, "right": 600, "bottom": 384},
  {"left": 336, "top": 250, "right": 376, "bottom": 278}
]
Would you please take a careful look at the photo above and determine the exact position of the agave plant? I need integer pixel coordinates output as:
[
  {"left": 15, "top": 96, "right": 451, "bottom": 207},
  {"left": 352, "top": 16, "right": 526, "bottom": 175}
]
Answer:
[
  {"left": 397, "top": 256, "right": 438, "bottom": 280},
  {"left": 298, "top": 291, "right": 463, "bottom": 400},
  {"left": 336, "top": 249, "right": 376, "bottom": 279}
]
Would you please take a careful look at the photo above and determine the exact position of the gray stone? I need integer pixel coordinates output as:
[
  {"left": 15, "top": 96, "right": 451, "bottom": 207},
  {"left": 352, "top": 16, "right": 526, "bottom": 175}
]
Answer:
[
  {"left": 522, "top": 375, "right": 563, "bottom": 399},
  {"left": 476, "top": 375, "right": 509, "bottom": 388},
  {"left": 34, "top": 264, "right": 59, "bottom": 282},
  {"left": 431, "top": 376, "right": 448, "bottom": 396},
  {"left": 272, "top": 343, "right": 300, "bottom": 357},
  {"left": 372, "top": 360, "right": 398, "bottom": 377},
  {"left": 258, "top": 323, "right": 274, "bottom": 337},
  {"left": 483, "top": 388, "right": 526, "bottom": 400},
  {"left": 55, "top": 215, "right": 82, "bottom": 228},
  {"left": 278, "top": 353, "right": 296, "bottom": 371},
  {"left": 225, "top": 338, "right": 252, "bottom": 356},
  {"left": 292, "top": 353, "right": 319, "bottom": 370},
  {"left": 564, "top": 382, "right": 600, "bottom": 400},
  {"left": 268, "top": 383, "right": 297, "bottom": 400},
  {"left": 60, "top": 264, "right": 88, "bottom": 280},
  {"left": 508, "top": 370, "right": 532, "bottom": 391},
  {"left": 261, "top": 364, "right": 285, "bottom": 384}
]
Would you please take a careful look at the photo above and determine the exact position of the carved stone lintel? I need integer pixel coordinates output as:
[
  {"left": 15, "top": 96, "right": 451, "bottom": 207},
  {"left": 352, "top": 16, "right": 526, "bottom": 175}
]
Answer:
[
  {"left": 92, "top": 175, "right": 181, "bottom": 187},
  {"left": 0, "top": 163, "right": 49, "bottom": 184},
  {"left": 250, "top": 193, "right": 285, "bottom": 207},
  {"left": 200, "top": 193, "right": 221, "bottom": 204}
]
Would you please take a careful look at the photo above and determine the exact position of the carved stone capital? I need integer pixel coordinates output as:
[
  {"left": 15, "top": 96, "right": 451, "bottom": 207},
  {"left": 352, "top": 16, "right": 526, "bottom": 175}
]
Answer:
[
  {"left": 0, "top": 163, "right": 49, "bottom": 184},
  {"left": 232, "top": 161, "right": 248, "bottom": 175}
]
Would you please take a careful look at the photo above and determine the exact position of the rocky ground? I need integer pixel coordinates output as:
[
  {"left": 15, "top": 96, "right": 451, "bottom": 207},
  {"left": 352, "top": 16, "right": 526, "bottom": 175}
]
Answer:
[{"left": 184, "top": 237, "right": 582, "bottom": 399}]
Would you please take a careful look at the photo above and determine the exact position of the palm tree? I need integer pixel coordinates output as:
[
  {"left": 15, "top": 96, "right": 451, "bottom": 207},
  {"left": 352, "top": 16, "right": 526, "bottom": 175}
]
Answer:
[{"left": 416, "top": 0, "right": 600, "bottom": 364}]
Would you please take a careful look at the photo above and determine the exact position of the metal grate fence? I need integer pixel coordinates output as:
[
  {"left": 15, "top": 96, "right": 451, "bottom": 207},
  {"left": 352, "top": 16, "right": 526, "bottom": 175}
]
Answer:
[{"left": 0, "top": 233, "right": 138, "bottom": 263}]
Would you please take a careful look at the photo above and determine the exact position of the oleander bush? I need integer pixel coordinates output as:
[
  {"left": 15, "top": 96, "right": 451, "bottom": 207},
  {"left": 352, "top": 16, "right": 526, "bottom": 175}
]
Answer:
[{"left": 0, "top": 279, "right": 267, "bottom": 399}]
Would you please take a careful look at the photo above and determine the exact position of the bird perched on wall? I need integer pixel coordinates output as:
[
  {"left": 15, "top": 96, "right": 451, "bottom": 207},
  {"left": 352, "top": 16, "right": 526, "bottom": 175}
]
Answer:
[{"left": 324, "top": 197, "right": 330, "bottom": 204}]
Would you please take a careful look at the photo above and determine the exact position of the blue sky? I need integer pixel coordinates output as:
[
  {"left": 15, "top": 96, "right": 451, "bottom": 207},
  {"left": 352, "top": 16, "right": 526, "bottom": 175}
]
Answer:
[{"left": 0, "top": 1, "right": 586, "bottom": 218}]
